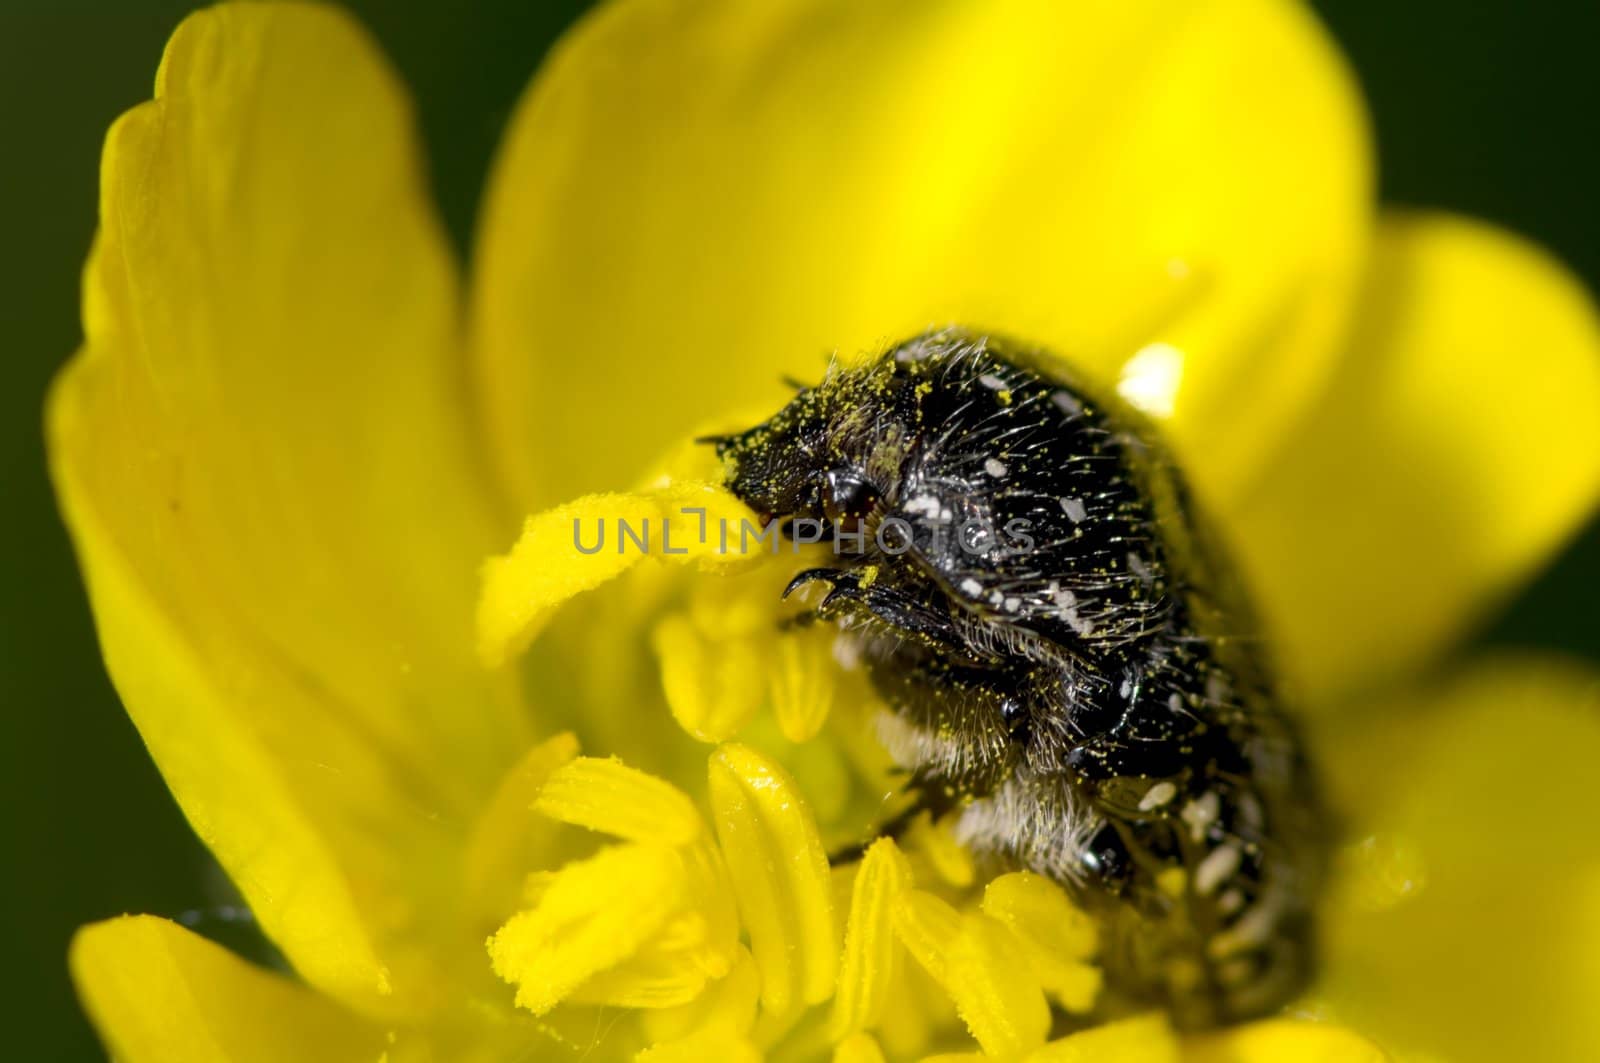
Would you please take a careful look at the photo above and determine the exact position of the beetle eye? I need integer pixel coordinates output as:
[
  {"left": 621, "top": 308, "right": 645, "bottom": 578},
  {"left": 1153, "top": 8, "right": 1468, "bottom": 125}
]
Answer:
[{"left": 821, "top": 468, "right": 877, "bottom": 527}]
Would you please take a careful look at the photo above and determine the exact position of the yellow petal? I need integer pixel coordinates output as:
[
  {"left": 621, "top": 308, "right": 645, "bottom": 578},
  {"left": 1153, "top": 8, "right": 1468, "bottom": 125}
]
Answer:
[
  {"left": 1183, "top": 1019, "right": 1388, "bottom": 1063},
  {"left": 831, "top": 837, "right": 914, "bottom": 1037},
  {"left": 45, "top": 4, "right": 531, "bottom": 1009},
  {"left": 473, "top": 0, "right": 1370, "bottom": 513},
  {"left": 478, "top": 482, "right": 752, "bottom": 666},
  {"left": 708, "top": 743, "right": 837, "bottom": 1012},
  {"left": 1231, "top": 213, "right": 1600, "bottom": 699},
  {"left": 535, "top": 755, "right": 704, "bottom": 845},
  {"left": 654, "top": 614, "right": 768, "bottom": 742},
  {"left": 1313, "top": 656, "right": 1600, "bottom": 1062},
  {"left": 70, "top": 916, "right": 381, "bottom": 1063},
  {"left": 488, "top": 843, "right": 686, "bottom": 1015},
  {"left": 1028, "top": 1013, "right": 1178, "bottom": 1062},
  {"left": 772, "top": 624, "right": 839, "bottom": 743}
]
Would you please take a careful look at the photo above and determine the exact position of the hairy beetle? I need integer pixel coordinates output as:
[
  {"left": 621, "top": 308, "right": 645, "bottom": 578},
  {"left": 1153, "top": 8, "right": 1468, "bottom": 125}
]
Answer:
[{"left": 714, "top": 329, "right": 1326, "bottom": 1027}]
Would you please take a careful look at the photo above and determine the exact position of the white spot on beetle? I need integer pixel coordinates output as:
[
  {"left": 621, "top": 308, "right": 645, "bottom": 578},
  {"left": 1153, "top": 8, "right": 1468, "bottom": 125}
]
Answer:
[
  {"left": 984, "top": 457, "right": 1009, "bottom": 478},
  {"left": 1182, "top": 791, "right": 1221, "bottom": 843},
  {"left": 1237, "top": 794, "right": 1265, "bottom": 833},
  {"left": 1208, "top": 891, "right": 1287, "bottom": 959},
  {"left": 1061, "top": 497, "right": 1087, "bottom": 523},
  {"left": 1051, "top": 390, "right": 1084, "bottom": 417},
  {"left": 1127, "top": 552, "right": 1154, "bottom": 584},
  {"left": 1195, "top": 844, "right": 1242, "bottom": 896},
  {"left": 1048, "top": 584, "right": 1095, "bottom": 636},
  {"left": 1138, "top": 780, "right": 1178, "bottom": 812}
]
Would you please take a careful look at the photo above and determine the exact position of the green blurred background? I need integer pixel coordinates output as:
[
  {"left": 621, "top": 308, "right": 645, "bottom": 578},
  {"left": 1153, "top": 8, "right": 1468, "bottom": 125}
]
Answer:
[{"left": 2, "top": 1, "right": 1596, "bottom": 1057}]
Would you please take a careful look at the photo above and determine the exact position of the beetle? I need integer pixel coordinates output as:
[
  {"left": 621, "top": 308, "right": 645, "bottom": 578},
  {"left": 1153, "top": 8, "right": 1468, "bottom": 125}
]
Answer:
[{"left": 711, "top": 328, "right": 1327, "bottom": 1027}]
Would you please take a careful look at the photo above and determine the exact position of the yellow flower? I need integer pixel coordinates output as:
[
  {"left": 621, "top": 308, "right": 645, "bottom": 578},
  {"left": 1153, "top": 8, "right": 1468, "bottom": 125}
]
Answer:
[{"left": 47, "top": 1, "right": 1600, "bottom": 1061}]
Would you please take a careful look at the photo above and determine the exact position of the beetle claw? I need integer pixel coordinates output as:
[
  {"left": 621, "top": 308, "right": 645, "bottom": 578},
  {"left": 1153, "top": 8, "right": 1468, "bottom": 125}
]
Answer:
[{"left": 783, "top": 567, "right": 854, "bottom": 600}]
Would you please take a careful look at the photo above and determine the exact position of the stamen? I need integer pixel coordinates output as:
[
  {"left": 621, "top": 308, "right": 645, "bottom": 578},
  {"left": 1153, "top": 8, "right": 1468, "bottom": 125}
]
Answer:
[
  {"left": 487, "top": 843, "right": 687, "bottom": 1015},
  {"left": 979, "top": 872, "right": 1103, "bottom": 1013},
  {"left": 535, "top": 756, "right": 703, "bottom": 846},
  {"left": 477, "top": 482, "right": 752, "bottom": 667},
  {"left": 652, "top": 613, "right": 766, "bottom": 742},
  {"left": 772, "top": 625, "right": 838, "bottom": 742},
  {"left": 831, "top": 838, "right": 914, "bottom": 1038},
  {"left": 708, "top": 744, "right": 836, "bottom": 1012}
]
